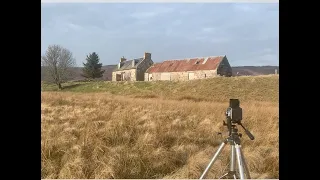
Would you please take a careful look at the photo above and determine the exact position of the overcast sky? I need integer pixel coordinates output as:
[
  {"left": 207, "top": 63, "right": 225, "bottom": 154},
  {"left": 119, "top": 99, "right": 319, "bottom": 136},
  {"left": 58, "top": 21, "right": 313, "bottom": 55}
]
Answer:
[{"left": 41, "top": 3, "right": 279, "bottom": 67}]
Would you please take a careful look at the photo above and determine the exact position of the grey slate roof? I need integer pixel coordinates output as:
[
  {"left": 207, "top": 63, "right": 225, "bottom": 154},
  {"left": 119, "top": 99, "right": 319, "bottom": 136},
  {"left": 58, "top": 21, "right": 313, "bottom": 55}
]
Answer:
[{"left": 114, "top": 58, "right": 144, "bottom": 71}]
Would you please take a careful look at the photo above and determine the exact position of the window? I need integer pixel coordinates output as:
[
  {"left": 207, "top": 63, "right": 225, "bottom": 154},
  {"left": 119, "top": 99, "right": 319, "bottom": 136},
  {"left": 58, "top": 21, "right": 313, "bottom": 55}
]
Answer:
[{"left": 204, "top": 74, "right": 207, "bottom": 78}]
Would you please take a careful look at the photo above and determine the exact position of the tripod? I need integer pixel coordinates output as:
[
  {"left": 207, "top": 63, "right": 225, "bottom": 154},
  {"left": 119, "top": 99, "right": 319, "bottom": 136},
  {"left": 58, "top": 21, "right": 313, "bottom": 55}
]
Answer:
[{"left": 199, "top": 123, "right": 254, "bottom": 179}]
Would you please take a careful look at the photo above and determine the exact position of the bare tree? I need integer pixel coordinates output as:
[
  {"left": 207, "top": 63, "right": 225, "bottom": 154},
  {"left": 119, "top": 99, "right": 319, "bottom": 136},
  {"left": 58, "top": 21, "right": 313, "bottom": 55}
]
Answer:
[{"left": 41, "top": 45, "right": 76, "bottom": 90}]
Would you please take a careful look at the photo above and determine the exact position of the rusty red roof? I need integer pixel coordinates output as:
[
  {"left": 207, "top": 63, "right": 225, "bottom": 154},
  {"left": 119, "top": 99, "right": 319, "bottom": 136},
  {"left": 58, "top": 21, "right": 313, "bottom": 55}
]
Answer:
[{"left": 146, "top": 56, "right": 225, "bottom": 73}]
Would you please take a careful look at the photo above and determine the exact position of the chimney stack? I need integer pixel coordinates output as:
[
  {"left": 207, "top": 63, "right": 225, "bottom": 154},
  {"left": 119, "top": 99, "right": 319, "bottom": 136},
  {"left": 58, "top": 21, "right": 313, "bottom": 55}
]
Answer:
[
  {"left": 120, "top": 56, "right": 126, "bottom": 63},
  {"left": 144, "top": 52, "right": 151, "bottom": 60}
]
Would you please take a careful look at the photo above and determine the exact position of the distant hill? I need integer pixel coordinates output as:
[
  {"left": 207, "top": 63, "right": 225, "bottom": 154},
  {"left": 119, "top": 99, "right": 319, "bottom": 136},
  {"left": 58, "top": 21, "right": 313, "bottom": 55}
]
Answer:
[
  {"left": 232, "top": 66, "right": 279, "bottom": 76},
  {"left": 41, "top": 65, "right": 117, "bottom": 81},
  {"left": 41, "top": 65, "right": 278, "bottom": 81}
]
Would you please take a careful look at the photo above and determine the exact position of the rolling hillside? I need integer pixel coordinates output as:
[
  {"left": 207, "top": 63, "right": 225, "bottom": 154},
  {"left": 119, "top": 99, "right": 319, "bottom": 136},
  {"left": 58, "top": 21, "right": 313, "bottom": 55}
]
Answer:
[
  {"left": 41, "top": 65, "right": 117, "bottom": 81},
  {"left": 41, "top": 65, "right": 278, "bottom": 81},
  {"left": 42, "top": 75, "right": 279, "bottom": 103},
  {"left": 232, "top": 66, "right": 278, "bottom": 76}
]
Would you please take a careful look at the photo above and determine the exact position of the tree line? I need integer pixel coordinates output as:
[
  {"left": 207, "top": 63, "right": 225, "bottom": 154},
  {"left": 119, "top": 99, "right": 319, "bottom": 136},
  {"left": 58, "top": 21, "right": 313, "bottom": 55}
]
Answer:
[{"left": 41, "top": 44, "right": 105, "bottom": 90}]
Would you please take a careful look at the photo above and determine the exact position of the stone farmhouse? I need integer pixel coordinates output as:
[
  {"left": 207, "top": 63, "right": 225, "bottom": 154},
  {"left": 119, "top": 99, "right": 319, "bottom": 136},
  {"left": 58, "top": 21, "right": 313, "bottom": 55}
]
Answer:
[
  {"left": 144, "top": 55, "right": 232, "bottom": 81},
  {"left": 112, "top": 52, "right": 154, "bottom": 81}
]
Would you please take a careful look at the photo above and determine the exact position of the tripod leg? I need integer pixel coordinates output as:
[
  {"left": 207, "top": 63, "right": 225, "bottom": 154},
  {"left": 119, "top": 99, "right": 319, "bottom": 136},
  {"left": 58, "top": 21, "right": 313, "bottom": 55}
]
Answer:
[
  {"left": 239, "top": 148, "right": 251, "bottom": 179},
  {"left": 219, "top": 172, "right": 237, "bottom": 180},
  {"left": 219, "top": 172, "right": 230, "bottom": 179},
  {"left": 231, "top": 145, "right": 237, "bottom": 179},
  {"left": 235, "top": 144, "right": 245, "bottom": 180},
  {"left": 219, "top": 145, "right": 237, "bottom": 179},
  {"left": 230, "top": 145, "right": 236, "bottom": 172},
  {"left": 199, "top": 141, "right": 227, "bottom": 179}
]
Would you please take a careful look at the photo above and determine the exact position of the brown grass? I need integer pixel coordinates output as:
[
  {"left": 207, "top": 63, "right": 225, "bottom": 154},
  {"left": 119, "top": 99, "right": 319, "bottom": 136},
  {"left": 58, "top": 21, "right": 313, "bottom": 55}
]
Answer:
[{"left": 41, "top": 90, "right": 278, "bottom": 179}]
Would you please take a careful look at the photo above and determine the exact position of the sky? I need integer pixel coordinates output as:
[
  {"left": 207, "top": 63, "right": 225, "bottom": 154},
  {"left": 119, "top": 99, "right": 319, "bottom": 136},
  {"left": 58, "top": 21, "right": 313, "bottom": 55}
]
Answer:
[{"left": 41, "top": 3, "right": 279, "bottom": 67}]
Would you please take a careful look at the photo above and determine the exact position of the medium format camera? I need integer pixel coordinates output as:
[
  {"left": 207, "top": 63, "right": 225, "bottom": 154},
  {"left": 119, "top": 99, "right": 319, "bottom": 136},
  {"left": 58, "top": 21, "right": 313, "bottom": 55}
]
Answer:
[{"left": 225, "top": 99, "right": 242, "bottom": 123}]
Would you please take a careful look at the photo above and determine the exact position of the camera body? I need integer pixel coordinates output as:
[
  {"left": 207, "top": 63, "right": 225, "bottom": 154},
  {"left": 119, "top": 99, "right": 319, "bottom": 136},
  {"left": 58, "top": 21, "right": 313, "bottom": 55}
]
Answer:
[{"left": 225, "top": 99, "right": 242, "bottom": 123}]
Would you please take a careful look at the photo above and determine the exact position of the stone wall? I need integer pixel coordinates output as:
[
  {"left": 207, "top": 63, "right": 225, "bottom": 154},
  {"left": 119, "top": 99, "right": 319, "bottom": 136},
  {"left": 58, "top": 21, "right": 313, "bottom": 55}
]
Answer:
[
  {"left": 112, "top": 69, "right": 137, "bottom": 81},
  {"left": 191, "top": 70, "right": 218, "bottom": 79},
  {"left": 145, "top": 70, "right": 218, "bottom": 81},
  {"left": 144, "top": 73, "right": 149, "bottom": 81},
  {"left": 136, "top": 58, "right": 153, "bottom": 81}
]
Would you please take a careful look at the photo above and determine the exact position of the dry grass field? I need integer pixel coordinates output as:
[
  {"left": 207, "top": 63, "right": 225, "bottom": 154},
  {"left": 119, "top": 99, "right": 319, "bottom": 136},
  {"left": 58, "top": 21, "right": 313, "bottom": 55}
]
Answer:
[{"left": 41, "top": 75, "right": 279, "bottom": 179}]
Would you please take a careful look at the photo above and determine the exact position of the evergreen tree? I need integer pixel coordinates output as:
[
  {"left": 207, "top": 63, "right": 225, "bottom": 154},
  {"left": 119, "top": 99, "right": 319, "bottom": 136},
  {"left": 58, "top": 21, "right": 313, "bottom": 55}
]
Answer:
[{"left": 81, "top": 52, "right": 105, "bottom": 79}]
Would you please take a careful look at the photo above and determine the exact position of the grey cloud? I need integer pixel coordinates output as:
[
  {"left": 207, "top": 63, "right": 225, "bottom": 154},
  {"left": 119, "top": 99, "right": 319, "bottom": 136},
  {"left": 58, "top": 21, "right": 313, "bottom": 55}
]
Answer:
[
  {"left": 202, "top": 27, "right": 216, "bottom": 33},
  {"left": 42, "top": 3, "right": 278, "bottom": 66}
]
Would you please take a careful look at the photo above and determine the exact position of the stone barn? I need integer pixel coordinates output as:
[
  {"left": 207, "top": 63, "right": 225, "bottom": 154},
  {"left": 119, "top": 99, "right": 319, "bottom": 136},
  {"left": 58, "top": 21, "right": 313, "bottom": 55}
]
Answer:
[
  {"left": 144, "top": 55, "right": 232, "bottom": 81},
  {"left": 112, "top": 52, "right": 154, "bottom": 81}
]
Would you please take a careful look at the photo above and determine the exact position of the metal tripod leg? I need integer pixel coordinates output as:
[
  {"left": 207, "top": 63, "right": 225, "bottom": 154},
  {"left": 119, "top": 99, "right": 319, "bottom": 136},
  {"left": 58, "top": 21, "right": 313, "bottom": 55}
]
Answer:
[
  {"left": 235, "top": 144, "right": 246, "bottom": 179},
  {"left": 240, "top": 147, "right": 251, "bottom": 179},
  {"left": 219, "top": 145, "right": 237, "bottom": 179},
  {"left": 199, "top": 141, "right": 227, "bottom": 179}
]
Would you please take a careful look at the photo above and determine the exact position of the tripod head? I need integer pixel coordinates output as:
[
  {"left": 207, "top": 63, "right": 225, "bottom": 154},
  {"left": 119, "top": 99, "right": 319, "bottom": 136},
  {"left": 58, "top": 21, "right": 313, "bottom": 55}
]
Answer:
[
  {"left": 223, "top": 99, "right": 255, "bottom": 141},
  {"left": 223, "top": 120, "right": 255, "bottom": 141}
]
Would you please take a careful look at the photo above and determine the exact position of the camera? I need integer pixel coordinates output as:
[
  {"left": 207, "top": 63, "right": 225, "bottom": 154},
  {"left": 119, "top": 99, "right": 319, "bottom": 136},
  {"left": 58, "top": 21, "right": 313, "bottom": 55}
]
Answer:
[{"left": 225, "top": 99, "right": 242, "bottom": 123}]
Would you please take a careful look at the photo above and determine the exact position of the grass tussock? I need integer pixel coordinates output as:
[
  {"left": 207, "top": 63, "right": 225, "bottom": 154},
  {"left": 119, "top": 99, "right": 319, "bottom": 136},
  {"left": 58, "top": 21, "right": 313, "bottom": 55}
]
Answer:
[
  {"left": 41, "top": 91, "right": 278, "bottom": 179},
  {"left": 42, "top": 75, "right": 279, "bottom": 102}
]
